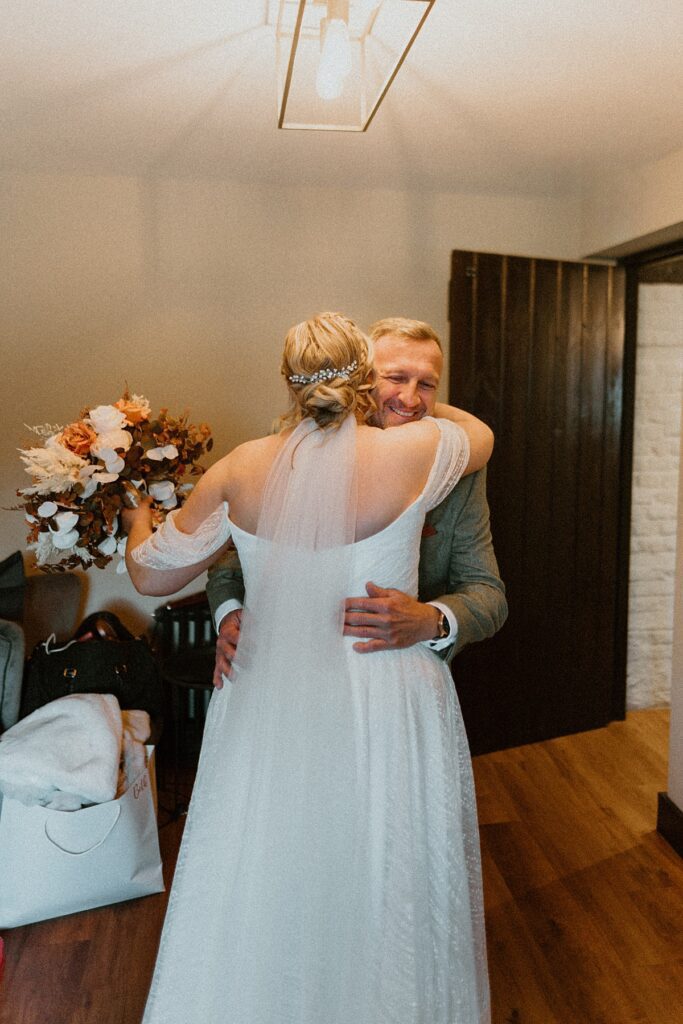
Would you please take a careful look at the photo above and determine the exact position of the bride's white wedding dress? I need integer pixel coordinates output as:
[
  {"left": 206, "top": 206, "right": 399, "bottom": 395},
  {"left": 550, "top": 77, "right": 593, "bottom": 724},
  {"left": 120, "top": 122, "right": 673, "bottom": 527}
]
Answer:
[{"left": 139, "top": 418, "right": 490, "bottom": 1024}]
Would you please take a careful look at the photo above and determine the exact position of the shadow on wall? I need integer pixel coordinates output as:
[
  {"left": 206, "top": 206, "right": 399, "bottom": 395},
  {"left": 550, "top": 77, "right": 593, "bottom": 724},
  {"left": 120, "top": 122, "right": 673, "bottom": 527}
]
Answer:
[{"left": 100, "top": 596, "right": 162, "bottom": 639}]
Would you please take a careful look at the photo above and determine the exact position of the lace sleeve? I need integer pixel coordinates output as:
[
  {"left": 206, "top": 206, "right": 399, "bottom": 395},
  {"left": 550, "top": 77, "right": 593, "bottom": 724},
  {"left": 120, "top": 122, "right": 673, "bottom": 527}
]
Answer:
[
  {"left": 131, "top": 503, "right": 231, "bottom": 570},
  {"left": 423, "top": 420, "right": 470, "bottom": 512}
]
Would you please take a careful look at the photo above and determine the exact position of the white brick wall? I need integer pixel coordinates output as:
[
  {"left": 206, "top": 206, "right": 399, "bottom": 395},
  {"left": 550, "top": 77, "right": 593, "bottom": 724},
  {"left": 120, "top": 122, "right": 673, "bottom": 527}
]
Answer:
[{"left": 628, "top": 284, "right": 683, "bottom": 708}]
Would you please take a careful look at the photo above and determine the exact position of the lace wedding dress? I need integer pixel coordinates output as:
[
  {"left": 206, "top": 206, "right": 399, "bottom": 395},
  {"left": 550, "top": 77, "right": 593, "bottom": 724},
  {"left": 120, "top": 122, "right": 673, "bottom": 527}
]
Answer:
[{"left": 138, "top": 417, "right": 490, "bottom": 1024}]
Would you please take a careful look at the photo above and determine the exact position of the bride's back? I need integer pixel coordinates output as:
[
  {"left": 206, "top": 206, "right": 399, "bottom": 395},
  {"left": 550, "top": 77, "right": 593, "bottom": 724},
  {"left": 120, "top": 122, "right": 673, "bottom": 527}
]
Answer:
[{"left": 225, "top": 418, "right": 440, "bottom": 543}]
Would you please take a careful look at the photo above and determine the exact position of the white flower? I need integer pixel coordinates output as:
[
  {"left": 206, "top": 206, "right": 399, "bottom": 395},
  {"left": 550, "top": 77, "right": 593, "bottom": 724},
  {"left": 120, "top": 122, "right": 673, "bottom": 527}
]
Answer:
[
  {"left": 24, "top": 422, "right": 64, "bottom": 439},
  {"left": 52, "top": 529, "right": 80, "bottom": 550},
  {"left": 115, "top": 536, "right": 128, "bottom": 574},
  {"left": 98, "top": 536, "right": 117, "bottom": 556},
  {"left": 55, "top": 511, "right": 79, "bottom": 532},
  {"left": 148, "top": 480, "right": 175, "bottom": 501},
  {"left": 77, "top": 464, "right": 98, "bottom": 498},
  {"left": 31, "top": 532, "right": 57, "bottom": 565},
  {"left": 45, "top": 433, "right": 66, "bottom": 450},
  {"left": 37, "top": 501, "right": 58, "bottom": 518},
  {"left": 160, "top": 494, "right": 178, "bottom": 510},
  {"left": 145, "top": 444, "right": 179, "bottom": 461},
  {"left": 80, "top": 478, "right": 99, "bottom": 499},
  {"left": 91, "top": 430, "right": 132, "bottom": 456},
  {"left": 92, "top": 471, "right": 120, "bottom": 484},
  {"left": 25, "top": 514, "right": 37, "bottom": 524},
  {"left": 19, "top": 444, "right": 88, "bottom": 496},
  {"left": 86, "top": 405, "right": 127, "bottom": 435},
  {"left": 48, "top": 510, "right": 80, "bottom": 553},
  {"left": 92, "top": 446, "right": 126, "bottom": 474}
]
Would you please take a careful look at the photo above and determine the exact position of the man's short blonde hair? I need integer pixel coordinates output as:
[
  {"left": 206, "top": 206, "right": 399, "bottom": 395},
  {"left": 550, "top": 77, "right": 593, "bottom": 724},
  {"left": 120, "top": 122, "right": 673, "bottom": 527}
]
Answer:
[{"left": 369, "top": 317, "right": 442, "bottom": 353}]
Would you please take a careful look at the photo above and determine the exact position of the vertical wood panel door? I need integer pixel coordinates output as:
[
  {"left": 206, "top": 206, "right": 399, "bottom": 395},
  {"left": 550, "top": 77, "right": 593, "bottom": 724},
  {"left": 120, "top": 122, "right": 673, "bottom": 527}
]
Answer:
[{"left": 449, "top": 251, "right": 627, "bottom": 754}]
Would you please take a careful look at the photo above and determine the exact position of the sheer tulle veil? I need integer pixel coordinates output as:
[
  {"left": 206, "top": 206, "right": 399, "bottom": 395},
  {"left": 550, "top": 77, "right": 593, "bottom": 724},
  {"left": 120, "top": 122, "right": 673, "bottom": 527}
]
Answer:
[{"left": 192, "top": 412, "right": 372, "bottom": 1017}]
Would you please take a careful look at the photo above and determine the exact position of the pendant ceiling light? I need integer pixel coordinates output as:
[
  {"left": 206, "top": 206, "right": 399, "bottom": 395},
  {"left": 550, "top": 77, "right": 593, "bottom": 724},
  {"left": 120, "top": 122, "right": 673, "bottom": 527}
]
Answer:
[{"left": 272, "top": 0, "right": 435, "bottom": 131}]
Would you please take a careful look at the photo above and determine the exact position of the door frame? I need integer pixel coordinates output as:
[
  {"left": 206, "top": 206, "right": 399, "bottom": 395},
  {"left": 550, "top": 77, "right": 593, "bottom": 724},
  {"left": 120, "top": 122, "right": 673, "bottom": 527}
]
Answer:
[{"left": 615, "top": 238, "right": 683, "bottom": 719}]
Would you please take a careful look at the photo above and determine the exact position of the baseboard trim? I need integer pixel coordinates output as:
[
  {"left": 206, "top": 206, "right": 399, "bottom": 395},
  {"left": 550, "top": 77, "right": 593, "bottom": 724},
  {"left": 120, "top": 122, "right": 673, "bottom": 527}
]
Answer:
[{"left": 657, "top": 792, "right": 683, "bottom": 857}]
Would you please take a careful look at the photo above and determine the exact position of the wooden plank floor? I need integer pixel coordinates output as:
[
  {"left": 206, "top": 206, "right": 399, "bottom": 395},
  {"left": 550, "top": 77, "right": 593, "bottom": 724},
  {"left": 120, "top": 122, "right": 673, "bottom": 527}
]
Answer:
[
  {"left": 1, "top": 709, "right": 681, "bottom": 1024},
  {"left": 475, "top": 709, "right": 683, "bottom": 1024}
]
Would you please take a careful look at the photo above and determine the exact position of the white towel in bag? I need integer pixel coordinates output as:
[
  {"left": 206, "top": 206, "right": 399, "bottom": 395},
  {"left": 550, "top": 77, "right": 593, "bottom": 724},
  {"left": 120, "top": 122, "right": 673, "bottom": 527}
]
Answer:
[{"left": 0, "top": 693, "right": 150, "bottom": 810}]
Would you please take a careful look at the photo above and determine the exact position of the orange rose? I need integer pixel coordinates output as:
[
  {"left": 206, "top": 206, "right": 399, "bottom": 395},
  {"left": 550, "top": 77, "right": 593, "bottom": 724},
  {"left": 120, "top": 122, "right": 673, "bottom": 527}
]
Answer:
[
  {"left": 59, "top": 421, "right": 98, "bottom": 457},
  {"left": 115, "top": 394, "right": 151, "bottom": 426}
]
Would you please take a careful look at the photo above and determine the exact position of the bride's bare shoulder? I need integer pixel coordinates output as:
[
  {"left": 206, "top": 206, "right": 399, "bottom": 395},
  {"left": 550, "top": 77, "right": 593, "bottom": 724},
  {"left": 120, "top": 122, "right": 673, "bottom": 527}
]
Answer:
[
  {"left": 203, "top": 433, "right": 281, "bottom": 482},
  {"left": 233, "top": 433, "right": 282, "bottom": 459},
  {"left": 358, "top": 419, "right": 439, "bottom": 459}
]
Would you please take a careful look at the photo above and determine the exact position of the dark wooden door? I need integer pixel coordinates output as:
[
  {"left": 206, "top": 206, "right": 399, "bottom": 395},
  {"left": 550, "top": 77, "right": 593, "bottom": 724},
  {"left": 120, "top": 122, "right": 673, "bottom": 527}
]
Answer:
[{"left": 449, "top": 251, "right": 628, "bottom": 754}]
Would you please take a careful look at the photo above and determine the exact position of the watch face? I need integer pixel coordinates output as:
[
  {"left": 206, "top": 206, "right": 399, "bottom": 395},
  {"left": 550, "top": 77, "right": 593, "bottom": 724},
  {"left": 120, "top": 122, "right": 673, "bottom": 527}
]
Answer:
[{"left": 432, "top": 611, "right": 449, "bottom": 641}]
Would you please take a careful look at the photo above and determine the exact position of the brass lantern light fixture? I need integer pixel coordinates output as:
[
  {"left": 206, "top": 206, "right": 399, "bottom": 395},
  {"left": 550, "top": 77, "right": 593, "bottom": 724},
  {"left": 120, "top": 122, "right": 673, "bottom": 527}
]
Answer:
[{"left": 272, "top": 0, "right": 435, "bottom": 131}]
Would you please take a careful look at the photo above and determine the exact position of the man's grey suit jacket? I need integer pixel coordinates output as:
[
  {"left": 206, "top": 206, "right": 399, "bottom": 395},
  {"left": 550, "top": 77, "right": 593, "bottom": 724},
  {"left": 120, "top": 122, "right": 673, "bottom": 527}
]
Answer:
[{"left": 417, "top": 467, "right": 507, "bottom": 663}]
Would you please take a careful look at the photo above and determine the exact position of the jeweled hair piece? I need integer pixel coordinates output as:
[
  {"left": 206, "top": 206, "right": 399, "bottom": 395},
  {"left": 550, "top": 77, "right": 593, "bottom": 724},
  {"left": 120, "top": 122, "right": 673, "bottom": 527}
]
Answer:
[{"left": 288, "top": 361, "right": 358, "bottom": 386}]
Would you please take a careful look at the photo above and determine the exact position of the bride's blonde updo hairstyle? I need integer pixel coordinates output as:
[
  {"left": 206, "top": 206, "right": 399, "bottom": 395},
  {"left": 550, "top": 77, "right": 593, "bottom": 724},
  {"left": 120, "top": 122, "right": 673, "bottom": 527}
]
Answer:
[{"left": 279, "top": 312, "right": 376, "bottom": 430}]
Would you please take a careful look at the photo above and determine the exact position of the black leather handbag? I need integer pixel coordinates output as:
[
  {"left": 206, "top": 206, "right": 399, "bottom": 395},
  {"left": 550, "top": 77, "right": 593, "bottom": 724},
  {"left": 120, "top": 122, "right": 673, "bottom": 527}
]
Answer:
[{"left": 19, "top": 611, "right": 164, "bottom": 723}]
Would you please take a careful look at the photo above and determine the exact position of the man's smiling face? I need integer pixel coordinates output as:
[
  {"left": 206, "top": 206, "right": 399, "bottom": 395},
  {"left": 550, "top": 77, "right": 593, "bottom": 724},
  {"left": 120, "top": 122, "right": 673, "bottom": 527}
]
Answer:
[{"left": 372, "top": 334, "right": 443, "bottom": 428}]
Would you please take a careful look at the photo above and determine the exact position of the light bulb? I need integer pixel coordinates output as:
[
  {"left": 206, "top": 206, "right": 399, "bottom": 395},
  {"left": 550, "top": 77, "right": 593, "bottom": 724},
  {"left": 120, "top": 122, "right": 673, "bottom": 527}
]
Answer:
[{"left": 316, "top": 17, "right": 352, "bottom": 101}]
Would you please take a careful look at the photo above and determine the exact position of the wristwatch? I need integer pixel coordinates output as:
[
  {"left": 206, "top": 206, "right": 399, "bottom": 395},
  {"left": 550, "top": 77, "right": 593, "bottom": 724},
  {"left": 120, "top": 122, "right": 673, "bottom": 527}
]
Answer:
[{"left": 433, "top": 610, "right": 450, "bottom": 641}]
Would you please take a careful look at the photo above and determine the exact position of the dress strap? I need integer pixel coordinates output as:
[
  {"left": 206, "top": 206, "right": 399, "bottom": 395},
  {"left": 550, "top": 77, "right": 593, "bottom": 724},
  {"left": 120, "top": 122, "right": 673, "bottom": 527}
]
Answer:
[
  {"left": 130, "top": 503, "right": 230, "bottom": 569},
  {"left": 422, "top": 419, "right": 470, "bottom": 511}
]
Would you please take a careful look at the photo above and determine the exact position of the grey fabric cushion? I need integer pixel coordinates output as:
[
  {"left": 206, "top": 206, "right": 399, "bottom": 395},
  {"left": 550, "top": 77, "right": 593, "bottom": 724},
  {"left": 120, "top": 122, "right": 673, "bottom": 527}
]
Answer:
[
  {"left": 0, "top": 618, "right": 25, "bottom": 732},
  {"left": 0, "top": 551, "right": 25, "bottom": 624}
]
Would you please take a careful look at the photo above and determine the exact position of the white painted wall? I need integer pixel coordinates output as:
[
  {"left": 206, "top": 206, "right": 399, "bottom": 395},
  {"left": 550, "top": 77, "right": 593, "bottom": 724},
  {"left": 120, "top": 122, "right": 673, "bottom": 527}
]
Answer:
[
  {"left": 0, "top": 171, "right": 582, "bottom": 634},
  {"left": 628, "top": 285, "right": 683, "bottom": 707},
  {"left": 581, "top": 145, "right": 683, "bottom": 257}
]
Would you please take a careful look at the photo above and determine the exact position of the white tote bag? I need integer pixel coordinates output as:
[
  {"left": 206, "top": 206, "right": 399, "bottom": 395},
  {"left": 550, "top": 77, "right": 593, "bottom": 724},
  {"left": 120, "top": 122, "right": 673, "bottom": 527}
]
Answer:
[{"left": 0, "top": 747, "right": 164, "bottom": 928}]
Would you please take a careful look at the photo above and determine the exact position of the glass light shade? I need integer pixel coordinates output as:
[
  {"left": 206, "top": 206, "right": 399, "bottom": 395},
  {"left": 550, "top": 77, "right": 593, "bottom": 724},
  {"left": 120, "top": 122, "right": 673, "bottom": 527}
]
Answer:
[
  {"left": 272, "top": 0, "right": 435, "bottom": 131},
  {"left": 316, "top": 19, "right": 352, "bottom": 98}
]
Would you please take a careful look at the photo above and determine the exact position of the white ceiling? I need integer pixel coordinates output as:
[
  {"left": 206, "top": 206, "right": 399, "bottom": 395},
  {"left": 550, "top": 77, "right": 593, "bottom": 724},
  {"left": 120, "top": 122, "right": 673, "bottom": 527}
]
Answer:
[{"left": 2, "top": 0, "right": 682, "bottom": 197}]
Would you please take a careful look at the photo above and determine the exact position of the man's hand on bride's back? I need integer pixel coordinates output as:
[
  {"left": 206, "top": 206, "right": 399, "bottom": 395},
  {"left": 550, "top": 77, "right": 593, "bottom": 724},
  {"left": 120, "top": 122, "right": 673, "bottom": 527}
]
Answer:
[
  {"left": 213, "top": 609, "right": 242, "bottom": 688},
  {"left": 344, "top": 582, "right": 440, "bottom": 653}
]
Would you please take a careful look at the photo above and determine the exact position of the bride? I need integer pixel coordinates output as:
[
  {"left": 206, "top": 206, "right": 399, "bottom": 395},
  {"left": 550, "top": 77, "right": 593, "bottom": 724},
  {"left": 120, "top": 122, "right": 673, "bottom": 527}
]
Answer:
[{"left": 124, "top": 312, "right": 493, "bottom": 1024}]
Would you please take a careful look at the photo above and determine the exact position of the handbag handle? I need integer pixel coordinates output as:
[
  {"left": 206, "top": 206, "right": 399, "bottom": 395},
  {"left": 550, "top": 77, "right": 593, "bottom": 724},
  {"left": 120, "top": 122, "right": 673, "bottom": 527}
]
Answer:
[
  {"left": 43, "top": 804, "right": 121, "bottom": 855},
  {"left": 73, "top": 611, "right": 136, "bottom": 643}
]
